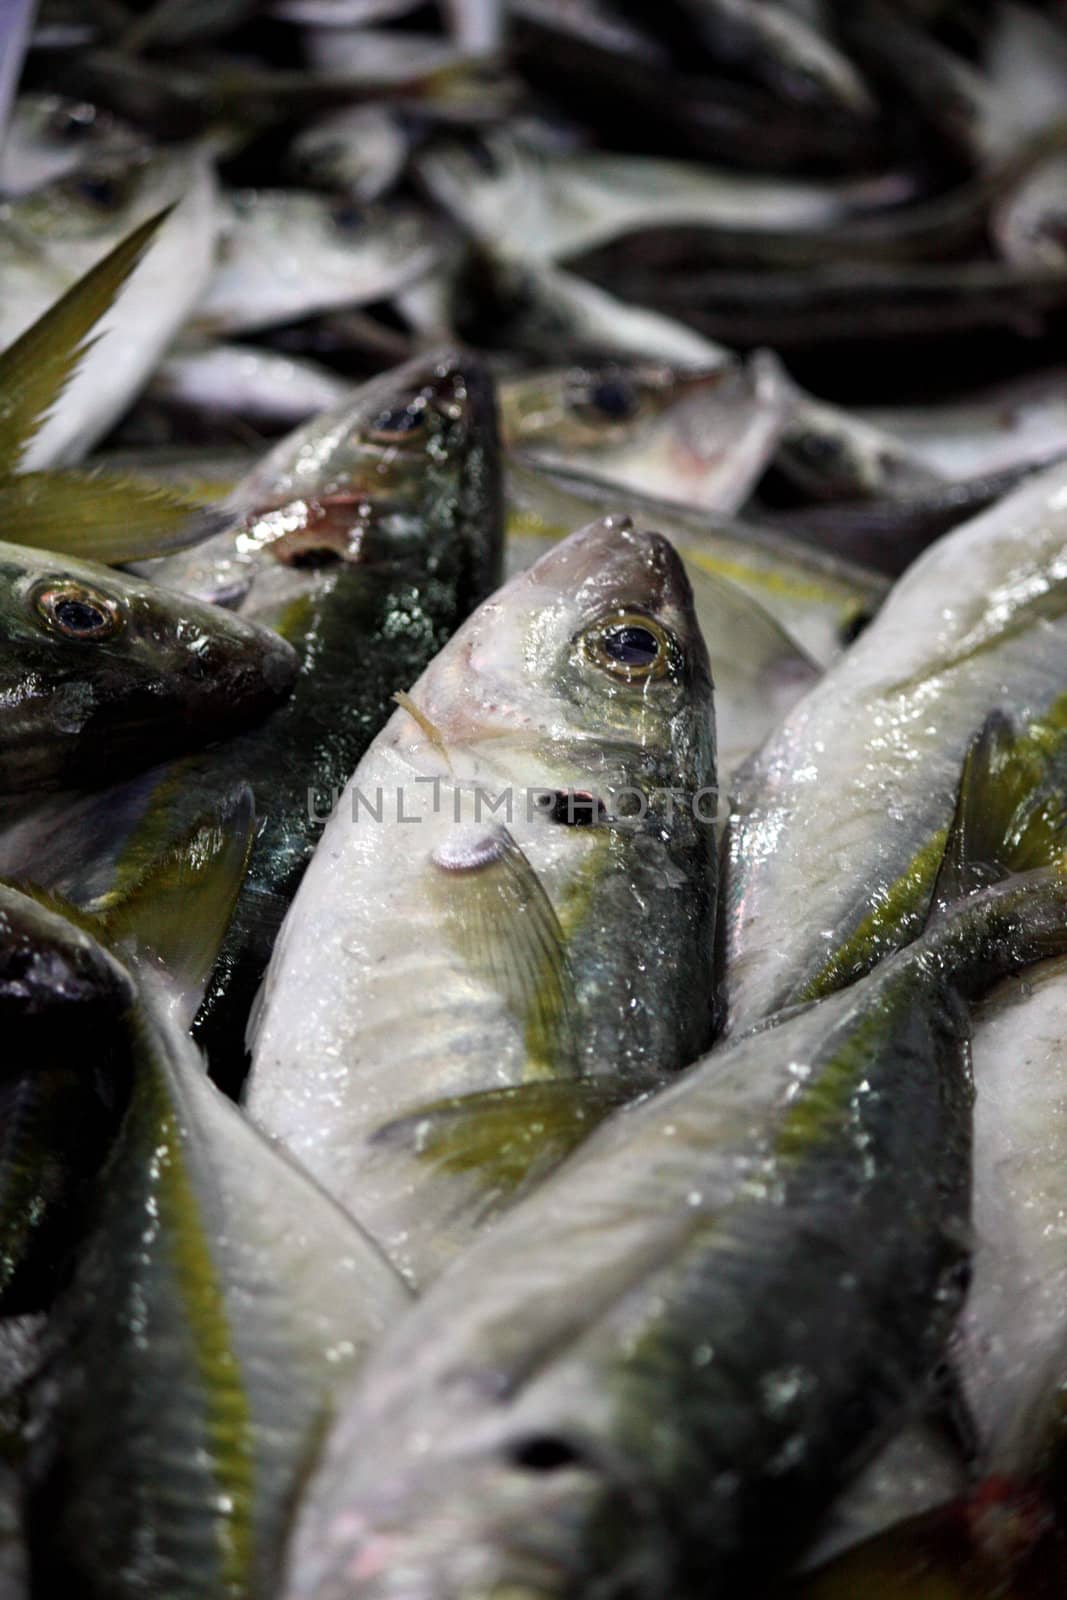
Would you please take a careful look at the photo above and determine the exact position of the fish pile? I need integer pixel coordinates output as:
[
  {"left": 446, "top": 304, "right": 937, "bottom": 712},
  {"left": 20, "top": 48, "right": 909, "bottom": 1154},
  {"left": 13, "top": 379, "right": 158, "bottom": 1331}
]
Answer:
[{"left": 5, "top": 1, "right": 1067, "bottom": 1596}]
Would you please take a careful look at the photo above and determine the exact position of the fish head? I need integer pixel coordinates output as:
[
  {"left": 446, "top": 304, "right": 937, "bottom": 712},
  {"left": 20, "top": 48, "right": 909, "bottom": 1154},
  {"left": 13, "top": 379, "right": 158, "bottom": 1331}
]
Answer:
[
  {"left": 0, "top": 94, "right": 142, "bottom": 196},
  {"left": 501, "top": 360, "right": 770, "bottom": 505},
  {"left": 228, "top": 350, "right": 502, "bottom": 602},
  {"left": 413, "top": 514, "right": 714, "bottom": 791},
  {"left": 10, "top": 147, "right": 185, "bottom": 248},
  {"left": 284, "top": 1399, "right": 663, "bottom": 1600},
  {"left": 0, "top": 543, "right": 297, "bottom": 796}
]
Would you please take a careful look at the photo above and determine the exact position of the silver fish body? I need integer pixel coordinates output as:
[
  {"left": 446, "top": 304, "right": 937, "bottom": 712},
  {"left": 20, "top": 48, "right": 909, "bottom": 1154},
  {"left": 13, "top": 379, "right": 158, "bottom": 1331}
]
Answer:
[
  {"left": 246, "top": 515, "right": 717, "bottom": 1285},
  {"left": 722, "top": 458, "right": 1067, "bottom": 1034}
]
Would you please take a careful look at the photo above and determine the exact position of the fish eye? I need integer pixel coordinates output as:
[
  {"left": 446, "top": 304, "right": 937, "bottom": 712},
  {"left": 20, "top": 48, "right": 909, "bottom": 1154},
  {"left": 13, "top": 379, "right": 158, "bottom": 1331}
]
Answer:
[
  {"left": 330, "top": 200, "right": 366, "bottom": 232},
  {"left": 34, "top": 584, "right": 123, "bottom": 641},
  {"left": 566, "top": 374, "right": 642, "bottom": 427},
  {"left": 469, "top": 141, "right": 503, "bottom": 176},
  {"left": 583, "top": 609, "right": 675, "bottom": 683},
  {"left": 366, "top": 399, "right": 429, "bottom": 445},
  {"left": 71, "top": 170, "right": 122, "bottom": 208}
]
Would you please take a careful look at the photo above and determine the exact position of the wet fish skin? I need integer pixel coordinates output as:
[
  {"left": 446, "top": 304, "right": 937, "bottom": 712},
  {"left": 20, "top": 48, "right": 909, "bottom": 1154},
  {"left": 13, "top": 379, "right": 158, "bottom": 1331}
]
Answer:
[
  {"left": 80, "top": 352, "right": 503, "bottom": 1094},
  {"left": 148, "top": 341, "right": 353, "bottom": 430},
  {"left": 193, "top": 187, "right": 441, "bottom": 336},
  {"left": 285, "top": 103, "right": 409, "bottom": 202},
  {"left": 21, "top": 937, "right": 409, "bottom": 1600},
  {"left": 0, "top": 886, "right": 135, "bottom": 1315},
  {"left": 1, "top": 155, "right": 220, "bottom": 468},
  {"left": 0, "top": 541, "right": 296, "bottom": 806},
  {"left": 280, "top": 863, "right": 1067, "bottom": 1600},
  {"left": 792, "top": 947, "right": 1067, "bottom": 1588},
  {"left": 860, "top": 368, "right": 1067, "bottom": 482},
  {"left": 418, "top": 132, "right": 897, "bottom": 264},
  {"left": 578, "top": 258, "right": 1067, "bottom": 352},
  {"left": 246, "top": 514, "right": 717, "bottom": 1286},
  {"left": 500, "top": 354, "right": 790, "bottom": 514},
  {"left": 0, "top": 94, "right": 142, "bottom": 198},
  {"left": 506, "top": 457, "right": 888, "bottom": 669},
  {"left": 722, "top": 456, "right": 1067, "bottom": 1035},
  {"left": 446, "top": 242, "right": 732, "bottom": 368}
]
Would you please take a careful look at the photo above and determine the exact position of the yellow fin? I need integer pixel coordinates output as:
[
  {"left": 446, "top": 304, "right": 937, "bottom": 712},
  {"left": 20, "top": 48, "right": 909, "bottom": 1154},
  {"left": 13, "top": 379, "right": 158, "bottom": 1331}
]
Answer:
[
  {"left": 97, "top": 787, "right": 256, "bottom": 1028},
  {"left": 372, "top": 1079, "right": 633, "bottom": 1199},
  {"left": 933, "top": 708, "right": 1067, "bottom": 913},
  {"left": 0, "top": 469, "right": 231, "bottom": 564},
  {"left": 0, "top": 207, "right": 172, "bottom": 477}
]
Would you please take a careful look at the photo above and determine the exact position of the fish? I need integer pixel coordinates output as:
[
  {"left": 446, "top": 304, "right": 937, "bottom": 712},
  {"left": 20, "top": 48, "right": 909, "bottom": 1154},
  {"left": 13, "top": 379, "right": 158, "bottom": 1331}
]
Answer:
[
  {"left": 192, "top": 187, "right": 440, "bottom": 336},
  {"left": 561, "top": 124, "right": 1067, "bottom": 276},
  {"left": 510, "top": 0, "right": 883, "bottom": 173},
  {"left": 417, "top": 132, "right": 900, "bottom": 263},
  {"left": 446, "top": 242, "right": 732, "bottom": 367},
  {"left": 17, "top": 895, "right": 410, "bottom": 1600},
  {"left": 0, "top": 791, "right": 255, "bottom": 1315},
  {"left": 505, "top": 457, "right": 888, "bottom": 669},
  {"left": 837, "top": 0, "right": 1013, "bottom": 171},
  {"left": 245, "top": 513, "right": 718, "bottom": 1286},
  {"left": 503, "top": 525, "right": 816, "bottom": 785},
  {"left": 0, "top": 94, "right": 142, "bottom": 198},
  {"left": 573, "top": 257, "right": 1067, "bottom": 353},
  {"left": 500, "top": 354, "right": 792, "bottom": 514},
  {"left": 786, "top": 720, "right": 1067, "bottom": 1593},
  {"left": 279, "top": 846, "right": 1067, "bottom": 1599},
  {"left": 859, "top": 369, "right": 1067, "bottom": 483},
  {"left": 721, "top": 456, "right": 1067, "bottom": 1036},
  {"left": 0, "top": 146, "right": 216, "bottom": 345},
  {"left": 147, "top": 341, "right": 354, "bottom": 431},
  {"left": 657, "top": 0, "right": 876, "bottom": 121},
  {"left": 0, "top": 156, "right": 219, "bottom": 467},
  {"left": 28, "top": 351, "right": 504, "bottom": 1097},
  {"left": 55, "top": 43, "right": 516, "bottom": 137},
  {"left": 0, "top": 540, "right": 296, "bottom": 814},
  {"left": 285, "top": 103, "right": 409, "bottom": 203},
  {"left": 772, "top": 382, "right": 946, "bottom": 504}
]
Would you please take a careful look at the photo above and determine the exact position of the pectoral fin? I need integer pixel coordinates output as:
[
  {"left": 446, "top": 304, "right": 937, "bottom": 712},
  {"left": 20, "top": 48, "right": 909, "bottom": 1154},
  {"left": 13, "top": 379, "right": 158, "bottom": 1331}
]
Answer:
[
  {"left": 933, "top": 709, "right": 1067, "bottom": 911},
  {"left": 0, "top": 470, "right": 232, "bottom": 563},
  {"left": 430, "top": 824, "right": 579, "bottom": 1078},
  {"left": 372, "top": 1078, "right": 636, "bottom": 1198}
]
